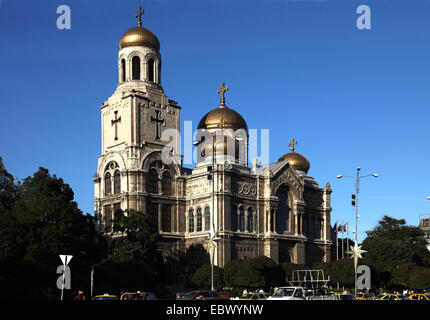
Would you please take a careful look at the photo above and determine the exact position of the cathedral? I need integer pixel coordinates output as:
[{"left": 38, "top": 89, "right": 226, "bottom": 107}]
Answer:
[{"left": 93, "top": 8, "right": 333, "bottom": 268}]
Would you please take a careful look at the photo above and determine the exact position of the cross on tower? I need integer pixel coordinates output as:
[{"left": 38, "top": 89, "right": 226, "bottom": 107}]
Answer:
[
  {"left": 151, "top": 110, "right": 165, "bottom": 140},
  {"left": 288, "top": 138, "right": 297, "bottom": 153},
  {"left": 217, "top": 82, "right": 229, "bottom": 106},
  {"left": 111, "top": 111, "right": 121, "bottom": 140},
  {"left": 136, "top": 6, "right": 144, "bottom": 27}
]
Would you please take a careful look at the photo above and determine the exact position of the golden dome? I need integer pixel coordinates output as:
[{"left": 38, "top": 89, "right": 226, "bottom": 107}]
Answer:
[
  {"left": 198, "top": 105, "right": 248, "bottom": 132},
  {"left": 278, "top": 138, "right": 310, "bottom": 174},
  {"left": 198, "top": 82, "right": 248, "bottom": 132},
  {"left": 119, "top": 26, "right": 160, "bottom": 51}
]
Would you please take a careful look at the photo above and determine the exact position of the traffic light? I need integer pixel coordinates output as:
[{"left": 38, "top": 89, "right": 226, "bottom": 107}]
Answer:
[{"left": 351, "top": 194, "right": 356, "bottom": 206}]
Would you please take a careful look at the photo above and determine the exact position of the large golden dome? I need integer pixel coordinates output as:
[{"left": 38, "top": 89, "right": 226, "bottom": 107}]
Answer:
[
  {"left": 278, "top": 138, "right": 310, "bottom": 174},
  {"left": 198, "top": 105, "right": 248, "bottom": 132},
  {"left": 198, "top": 82, "right": 248, "bottom": 132},
  {"left": 119, "top": 26, "right": 160, "bottom": 51}
]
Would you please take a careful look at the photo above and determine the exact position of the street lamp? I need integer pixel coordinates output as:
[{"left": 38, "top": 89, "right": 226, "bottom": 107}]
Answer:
[{"left": 337, "top": 167, "right": 378, "bottom": 293}]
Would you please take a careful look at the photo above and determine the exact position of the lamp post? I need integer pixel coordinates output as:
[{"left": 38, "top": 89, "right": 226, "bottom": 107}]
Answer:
[{"left": 337, "top": 167, "right": 378, "bottom": 293}]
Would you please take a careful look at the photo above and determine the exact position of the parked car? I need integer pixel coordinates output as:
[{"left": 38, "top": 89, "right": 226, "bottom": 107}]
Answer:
[
  {"left": 331, "top": 293, "right": 355, "bottom": 300},
  {"left": 120, "top": 291, "right": 157, "bottom": 300},
  {"left": 231, "top": 292, "right": 269, "bottom": 300},
  {"left": 408, "top": 293, "right": 429, "bottom": 301},
  {"left": 177, "top": 290, "right": 219, "bottom": 300},
  {"left": 267, "top": 287, "right": 306, "bottom": 300},
  {"left": 375, "top": 294, "right": 402, "bottom": 300},
  {"left": 354, "top": 293, "right": 375, "bottom": 300},
  {"left": 92, "top": 293, "right": 119, "bottom": 300}
]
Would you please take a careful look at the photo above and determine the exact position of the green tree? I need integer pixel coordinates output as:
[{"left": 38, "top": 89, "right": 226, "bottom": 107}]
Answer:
[
  {"left": 0, "top": 167, "right": 105, "bottom": 298},
  {"left": 329, "top": 258, "right": 354, "bottom": 287},
  {"left": 191, "top": 264, "right": 224, "bottom": 289}
]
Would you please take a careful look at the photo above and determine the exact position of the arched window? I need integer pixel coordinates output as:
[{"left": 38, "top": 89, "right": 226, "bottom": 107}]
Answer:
[
  {"left": 277, "top": 192, "right": 290, "bottom": 234},
  {"left": 113, "top": 170, "right": 121, "bottom": 194},
  {"left": 148, "top": 168, "right": 158, "bottom": 193},
  {"left": 162, "top": 171, "right": 172, "bottom": 195},
  {"left": 231, "top": 206, "right": 238, "bottom": 232},
  {"left": 148, "top": 58, "right": 154, "bottom": 82},
  {"left": 204, "top": 207, "right": 210, "bottom": 231},
  {"left": 239, "top": 207, "right": 245, "bottom": 232},
  {"left": 104, "top": 172, "right": 111, "bottom": 196},
  {"left": 196, "top": 208, "right": 202, "bottom": 232},
  {"left": 247, "top": 208, "right": 254, "bottom": 233},
  {"left": 121, "top": 59, "right": 126, "bottom": 82},
  {"left": 188, "top": 209, "right": 194, "bottom": 233},
  {"left": 132, "top": 56, "right": 140, "bottom": 80}
]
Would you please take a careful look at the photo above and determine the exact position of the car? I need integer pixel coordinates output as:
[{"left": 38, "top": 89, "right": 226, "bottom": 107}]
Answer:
[
  {"left": 375, "top": 294, "right": 402, "bottom": 300},
  {"left": 408, "top": 293, "right": 429, "bottom": 301},
  {"left": 177, "top": 290, "right": 219, "bottom": 300},
  {"left": 120, "top": 291, "right": 157, "bottom": 300},
  {"left": 267, "top": 287, "right": 306, "bottom": 300},
  {"left": 331, "top": 293, "right": 355, "bottom": 301},
  {"left": 354, "top": 293, "right": 375, "bottom": 300},
  {"left": 92, "top": 293, "right": 119, "bottom": 300},
  {"left": 232, "top": 292, "right": 269, "bottom": 300}
]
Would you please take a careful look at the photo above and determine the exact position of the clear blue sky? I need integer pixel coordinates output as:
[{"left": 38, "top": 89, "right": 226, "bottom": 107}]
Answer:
[{"left": 1, "top": 0, "right": 430, "bottom": 243}]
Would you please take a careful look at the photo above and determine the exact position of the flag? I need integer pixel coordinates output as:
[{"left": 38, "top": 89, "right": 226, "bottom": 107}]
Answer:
[
  {"left": 332, "top": 222, "right": 337, "bottom": 233},
  {"left": 338, "top": 224, "right": 344, "bottom": 232}
]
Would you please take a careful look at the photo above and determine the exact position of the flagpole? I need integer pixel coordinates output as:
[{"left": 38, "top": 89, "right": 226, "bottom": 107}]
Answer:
[
  {"left": 341, "top": 220, "right": 344, "bottom": 259},
  {"left": 336, "top": 220, "right": 339, "bottom": 261}
]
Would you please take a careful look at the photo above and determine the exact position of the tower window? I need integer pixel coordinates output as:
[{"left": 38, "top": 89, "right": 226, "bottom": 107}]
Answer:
[
  {"left": 188, "top": 209, "right": 194, "bottom": 233},
  {"left": 148, "top": 58, "right": 154, "bottom": 82},
  {"left": 148, "top": 168, "right": 158, "bottom": 193},
  {"left": 132, "top": 56, "right": 140, "bottom": 80},
  {"left": 104, "top": 172, "right": 111, "bottom": 196},
  {"left": 121, "top": 59, "right": 126, "bottom": 82},
  {"left": 196, "top": 208, "right": 202, "bottom": 232},
  {"left": 204, "top": 207, "right": 210, "bottom": 231},
  {"left": 162, "top": 171, "right": 172, "bottom": 195},
  {"left": 113, "top": 170, "right": 121, "bottom": 194}
]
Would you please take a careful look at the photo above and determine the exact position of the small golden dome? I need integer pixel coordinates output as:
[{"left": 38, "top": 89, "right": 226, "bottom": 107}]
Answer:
[
  {"left": 198, "top": 105, "right": 248, "bottom": 132},
  {"left": 119, "top": 26, "right": 160, "bottom": 51},
  {"left": 278, "top": 138, "right": 310, "bottom": 174}
]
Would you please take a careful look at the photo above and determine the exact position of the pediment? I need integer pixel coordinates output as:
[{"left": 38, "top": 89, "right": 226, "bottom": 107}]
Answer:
[{"left": 269, "top": 162, "right": 304, "bottom": 199}]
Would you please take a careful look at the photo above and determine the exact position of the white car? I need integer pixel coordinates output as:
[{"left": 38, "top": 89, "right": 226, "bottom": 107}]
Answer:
[{"left": 267, "top": 286, "right": 306, "bottom": 300}]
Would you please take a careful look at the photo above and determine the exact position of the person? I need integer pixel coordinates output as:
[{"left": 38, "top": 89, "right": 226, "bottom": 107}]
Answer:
[{"left": 74, "top": 289, "right": 86, "bottom": 301}]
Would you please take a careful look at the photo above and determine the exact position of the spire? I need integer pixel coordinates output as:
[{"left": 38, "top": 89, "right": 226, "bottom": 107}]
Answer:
[
  {"left": 288, "top": 138, "right": 297, "bottom": 153},
  {"left": 136, "top": 6, "right": 144, "bottom": 27},
  {"left": 217, "top": 82, "right": 229, "bottom": 107}
]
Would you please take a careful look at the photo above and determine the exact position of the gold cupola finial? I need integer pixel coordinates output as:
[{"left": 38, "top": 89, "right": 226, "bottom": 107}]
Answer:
[
  {"left": 288, "top": 138, "right": 297, "bottom": 153},
  {"left": 136, "top": 6, "right": 144, "bottom": 27},
  {"left": 217, "top": 82, "right": 229, "bottom": 107}
]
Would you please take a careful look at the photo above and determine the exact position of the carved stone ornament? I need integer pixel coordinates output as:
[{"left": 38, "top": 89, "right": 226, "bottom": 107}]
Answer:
[
  {"left": 186, "top": 179, "right": 211, "bottom": 197},
  {"left": 233, "top": 181, "right": 257, "bottom": 196},
  {"left": 271, "top": 169, "right": 304, "bottom": 197}
]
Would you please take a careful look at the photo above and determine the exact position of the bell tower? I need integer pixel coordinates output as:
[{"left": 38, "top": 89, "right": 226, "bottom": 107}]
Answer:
[{"left": 94, "top": 7, "right": 182, "bottom": 233}]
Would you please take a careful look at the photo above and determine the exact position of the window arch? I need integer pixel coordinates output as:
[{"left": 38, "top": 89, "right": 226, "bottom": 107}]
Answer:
[
  {"left": 239, "top": 207, "right": 245, "bottom": 232},
  {"left": 148, "top": 58, "right": 154, "bottom": 82},
  {"left": 247, "top": 208, "right": 254, "bottom": 233},
  {"left": 132, "top": 56, "right": 140, "bottom": 80},
  {"left": 188, "top": 209, "right": 194, "bottom": 233},
  {"left": 162, "top": 171, "right": 172, "bottom": 195},
  {"left": 276, "top": 191, "right": 290, "bottom": 234},
  {"left": 104, "top": 172, "right": 112, "bottom": 196},
  {"left": 204, "top": 207, "right": 210, "bottom": 231},
  {"left": 231, "top": 205, "right": 238, "bottom": 232},
  {"left": 121, "top": 58, "right": 126, "bottom": 82},
  {"left": 196, "top": 208, "right": 202, "bottom": 232},
  {"left": 113, "top": 170, "right": 121, "bottom": 194},
  {"left": 148, "top": 168, "right": 158, "bottom": 194}
]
